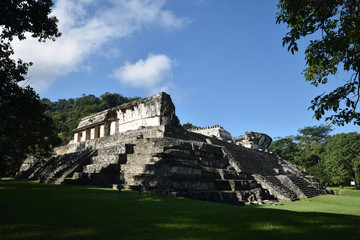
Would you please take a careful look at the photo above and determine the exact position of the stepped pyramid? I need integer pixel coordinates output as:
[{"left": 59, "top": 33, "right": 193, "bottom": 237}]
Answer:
[{"left": 18, "top": 92, "right": 324, "bottom": 204}]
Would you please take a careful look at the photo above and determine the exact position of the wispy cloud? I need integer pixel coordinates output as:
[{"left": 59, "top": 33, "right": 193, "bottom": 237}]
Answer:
[
  {"left": 11, "top": 0, "right": 188, "bottom": 92},
  {"left": 111, "top": 53, "right": 175, "bottom": 93}
]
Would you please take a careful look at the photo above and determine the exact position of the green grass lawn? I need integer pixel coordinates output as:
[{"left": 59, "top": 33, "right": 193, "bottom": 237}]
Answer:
[{"left": 0, "top": 180, "right": 359, "bottom": 240}]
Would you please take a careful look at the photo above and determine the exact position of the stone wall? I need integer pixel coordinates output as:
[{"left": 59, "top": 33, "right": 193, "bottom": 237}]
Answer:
[
  {"left": 233, "top": 132, "right": 272, "bottom": 151},
  {"left": 116, "top": 92, "right": 176, "bottom": 133},
  {"left": 56, "top": 125, "right": 168, "bottom": 155},
  {"left": 71, "top": 92, "right": 178, "bottom": 144},
  {"left": 190, "top": 125, "right": 232, "bottom": 141}
]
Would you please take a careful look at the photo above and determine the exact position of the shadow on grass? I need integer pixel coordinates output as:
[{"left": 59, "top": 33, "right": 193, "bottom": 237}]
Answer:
[{"left": 1, "top": 180, "right": 359, "bottom": 240}]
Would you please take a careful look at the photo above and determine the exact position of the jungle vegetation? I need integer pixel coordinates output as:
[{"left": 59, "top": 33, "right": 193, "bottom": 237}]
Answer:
[{"left": 269, "top": 125, "right": 360, "bottom": 187}]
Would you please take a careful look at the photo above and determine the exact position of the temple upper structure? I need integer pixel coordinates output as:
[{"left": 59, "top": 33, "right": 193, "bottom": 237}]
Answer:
[
  {"left": 233, "top": 132, "right": 272, "bottom": 151},
  {"left": 71, "top": 92, "right": 273, "bottom": 152},
  {"left": 190, "top": 125, "right": 232, "bottom": 141},
  {"left": 190, "top": 126, "right": 272, "bottom": 151},
  {"left": 71, "top": 92, "right": 178, "bottom": 144}
]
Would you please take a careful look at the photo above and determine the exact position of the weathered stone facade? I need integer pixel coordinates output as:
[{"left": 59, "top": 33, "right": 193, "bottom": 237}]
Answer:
[
  {"left": 233, "top": 132, "right": 273, "bottom": 151},
  {"left": 18, "top": 92, "right": 323, "bottom": 204},
  {"left": 190, "top": 126, "right": 273, "bottom": 152},
  {"left": 70, "top": 92, "right": 178, "bottom": 144},
  {"left": 190, "top": 125, "right": 232, "bottom": 141}
]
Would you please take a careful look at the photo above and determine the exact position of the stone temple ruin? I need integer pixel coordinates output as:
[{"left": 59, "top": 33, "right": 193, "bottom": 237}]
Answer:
[{"left": 18, "top": 92, "right": 323, "bottom": 204}]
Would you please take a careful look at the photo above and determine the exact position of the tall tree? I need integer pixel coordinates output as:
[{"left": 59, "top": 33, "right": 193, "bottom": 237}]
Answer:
[
  {"left": 269, "top": 125, "right": 333, "bottom": 182},
  {"left": 0, "top": 0, "right": 61, "bottom": 176},
  {"left": 296, "top": 125, "right": 333, "bottom": 144},
  {"left": 323, "top": 132, "right": 360, "bottom": 187},
  {"left": 268, "top": 136, "right": 298, "bottom": 162},
  {"left": 276, "top": 0, "right": 360, "bottom": 126},
  {"left": 294, "top": 125, "right": 333, "bottom": 169}
]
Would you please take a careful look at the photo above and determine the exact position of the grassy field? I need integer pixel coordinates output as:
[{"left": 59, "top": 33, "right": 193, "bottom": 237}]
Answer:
[{"left": 0, "top": 180, "right": 359, "bottom": 240}]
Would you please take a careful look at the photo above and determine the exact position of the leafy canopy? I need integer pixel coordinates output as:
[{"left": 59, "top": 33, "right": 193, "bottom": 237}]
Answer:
[
  {"left": 323, "top": 132, "right": 360, "bottom": 187},
  {"left": 276, "top": 0, "right": 360, "bottom": 126},
  {"left": 0, "top": 0, "right": 61, "bottom": 176},
  {"left": 269, "top": 125, "right": 333, "bottom": 182},
  {"left": 182, "top": 122, "right": 199, "bottom": 131}
]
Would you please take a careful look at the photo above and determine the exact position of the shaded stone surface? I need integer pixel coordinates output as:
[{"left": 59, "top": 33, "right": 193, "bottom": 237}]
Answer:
[
  {"left": 233, "top": 132, "right": 273, "bottom": 151},
  {"left": 18, "top": 92, "right": 323, "bottom": 204}
]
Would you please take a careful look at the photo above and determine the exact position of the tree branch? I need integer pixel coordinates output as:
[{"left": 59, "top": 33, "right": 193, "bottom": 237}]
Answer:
[{"left": 354, "top": 71, "right": 360, "bottom": 111}]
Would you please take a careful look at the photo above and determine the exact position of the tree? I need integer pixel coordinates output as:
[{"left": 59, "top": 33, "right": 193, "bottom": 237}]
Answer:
[
  {"left": 323, "top": 132, "right": 360, "bottom": 187},
  {"left": 0, "top": 86, "right": 61, "bottom": 175},
  {"left": 269, "top": 125, "right": 332, "bottom": 165},
  {"left": 268, "top": 136, "right": 298, "bottom": 162},
  {"left": 0, "top": 0, "right": 61, "bottom": 176},
  {"left": 293, "top": 125, "right": 333, "bottom": 169},
  {"left": 182, "top": 122, "right": 198, "bottom": 130},
  {"left": 296, "top": 125, "right": 333, "bottom": 144},
  {"left": 269, "top": 125, "right": 333, "bottom": 182},
  {"left": 276, "top": 0, "right": 360, "bottom": 126},
  {"left": 100, "top": 92, "right": 139, "bottom": 109}
]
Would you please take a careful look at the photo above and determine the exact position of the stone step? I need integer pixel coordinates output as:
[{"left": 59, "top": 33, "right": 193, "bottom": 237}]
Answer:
[
  {"left": 159, "top": 152, "right": 228, "bottom": 169},
  {"left": 97, "top": 145, "right": 127, "bottom": 155},
  {"left": 214, "top": 180, "right": 258, "bottom": 191},
  {"left": 288, "top": 176, "right": 323, "bottom": 198},
  {"left": 126, "top": 154, "right": 153, "bottom": 164},
  {"left": 40, "top": 150, "right": 94, "bottom": 183},
  {"left": 92, "top": 154, "right": 119, "bottom": 164},
  {"left": 254, "top": 175, "right": 298, "bottom": 201}
]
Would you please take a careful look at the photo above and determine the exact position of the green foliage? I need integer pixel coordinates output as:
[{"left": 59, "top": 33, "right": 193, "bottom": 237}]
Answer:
[
  {"left": 0, "top": 85, "right": 61, "bottom": 176},
  {"left": 270, "top": 126, "right": 360, "bottom": 186},
  {"left": 0, "top": 0, "right": 61, "bottom": 177},
  {"left": 268, "top": 136, "right": 298, "bottom": 162},
  {"left": 294, "top": 125, "right": 333, "bottom": 169},
  {"left": 182, "top": 122, "right": 199, "bottom": 130},
  {"left": 43, "top": 93, "right": 140, "bottom": 144},
  {"left": 323, "top": 132, "right": 360, "bottom": 187},
  {"left": 293, "top": 141, "right": 324, "bottom": 169},
  {"left": 269, "top": 125, "right": 333, "bottom": 182},
  {"left": 306, "top": 162, "right": 332, "bottom": 184},
  {"left": 296, "top": 125, "right": 333, "bottom": 144},
  {"left": 276, "top": 0, "right": 360, "bottom": 126},
  {"left": 1, "top": 180, "right": 360, "bottom": 240},
  {"left": 99, "top": 92, "right": 139, "bottom": 109}
]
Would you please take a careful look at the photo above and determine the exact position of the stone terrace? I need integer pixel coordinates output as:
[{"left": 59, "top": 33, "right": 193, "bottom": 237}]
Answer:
[{"left": 18, "top": 92, "right": 324, "bottom": 204}]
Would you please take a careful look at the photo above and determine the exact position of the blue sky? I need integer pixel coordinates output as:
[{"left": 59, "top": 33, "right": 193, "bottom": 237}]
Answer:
[{"left": 14, "top": 0, "right": 359, "bottom": 138}]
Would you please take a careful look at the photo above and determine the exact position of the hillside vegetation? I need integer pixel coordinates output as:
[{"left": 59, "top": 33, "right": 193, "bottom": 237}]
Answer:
[
  {"left": 42, "top": 93, "right": 140, "bottom": 145},
  {"left": 269, "top": 126, "right": 360, "bottom": 187}
]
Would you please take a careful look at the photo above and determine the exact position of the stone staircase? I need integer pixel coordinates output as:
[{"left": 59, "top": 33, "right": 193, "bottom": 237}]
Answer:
[
  {"left": 194, "top": 138, "right": 323, "bottom": 201},
  {"left": 52, "top": 151, "right": 96, "bottom": 184},
  {"left": 288, "top": 175, "right": 324, "bottom": 198},
  {"left": 68, "top": 144, "right": 134, "bottom": 187},
  {"left": 124, "top": 138, "right": 275, "bottom": 204},
  {"left": 37, "top": 150, "right": 95, "bottom": 184},
  {"left": 252, "top": 175, "right": 298, "bottom": 201},
  {"left": 83, "top": 145, "right": 126, "bottom": 174},
  {"left": 123, "top": 140, "right": 162, "bottom": 187},
  {"left": 18, "top": 124, "right": 325, "bottom": 204}
]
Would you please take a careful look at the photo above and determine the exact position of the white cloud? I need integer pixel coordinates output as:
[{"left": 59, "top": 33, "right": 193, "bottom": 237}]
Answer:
[
  {"left": 11, "top": 0, "right": 188, "bottom": 92},
  {"left": 101, "top": 47, "right": 122, "bottom": 59},
  {"left": 111, "top": 53, "right": 175, "bottom": 91}
]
